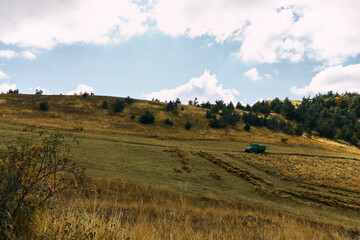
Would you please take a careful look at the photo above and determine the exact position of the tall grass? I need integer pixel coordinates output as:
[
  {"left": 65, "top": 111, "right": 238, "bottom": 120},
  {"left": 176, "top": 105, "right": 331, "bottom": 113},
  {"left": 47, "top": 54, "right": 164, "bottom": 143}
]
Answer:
[{"left": 22, "top": 177, "right": 359, "bottom": 239}]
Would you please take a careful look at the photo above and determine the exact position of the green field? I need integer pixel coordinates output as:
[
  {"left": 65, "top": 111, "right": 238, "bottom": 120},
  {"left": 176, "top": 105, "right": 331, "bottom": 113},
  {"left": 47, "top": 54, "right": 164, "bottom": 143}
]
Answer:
[{"left": 1, "top": 121, "right": 360, "bottom": 228}]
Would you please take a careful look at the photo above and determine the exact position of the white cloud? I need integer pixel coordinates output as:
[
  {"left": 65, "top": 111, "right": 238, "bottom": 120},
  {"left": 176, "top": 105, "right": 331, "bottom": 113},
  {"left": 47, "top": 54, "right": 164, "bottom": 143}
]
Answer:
[
  {"left": 244, "top": 68, "right": 261, "bottom": 81},
  {"left": 0, "top": 49, "right": 36, "bottom": 60},
  {"left": 67, "top": 84, "right": 94, "bottom": 95},
  {"left": 144, "top": 70, "right": 240, "bottom": 103},
  {"left": 0, "top": 0, "right": 148, "bottom": 49},
  {"left": 264, "top": 74, "right": 272, "bottom": 79},
  {"left": 0, "top": 83, "right": 16, "bottom": 93},
  {"left": 291, "top": 63, "right": 360, "bottom": 96},
  {"left": 152, "top": 0, "right": 360, "bottom": 65},
  {"left": 0, "top": 70, "right": 9, "bottom": 79},
  {"left": 21, "top": 50, "right": 36, "bottom": 60},
  {"left": 0, "top": 50, "right": 17, "bottom": 59}
]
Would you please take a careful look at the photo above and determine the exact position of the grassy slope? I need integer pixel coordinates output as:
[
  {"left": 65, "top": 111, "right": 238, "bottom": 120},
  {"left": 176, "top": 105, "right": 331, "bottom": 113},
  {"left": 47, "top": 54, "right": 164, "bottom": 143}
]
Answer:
[{"left": 1, "top": 94, "right": 360, "bottom": 230}]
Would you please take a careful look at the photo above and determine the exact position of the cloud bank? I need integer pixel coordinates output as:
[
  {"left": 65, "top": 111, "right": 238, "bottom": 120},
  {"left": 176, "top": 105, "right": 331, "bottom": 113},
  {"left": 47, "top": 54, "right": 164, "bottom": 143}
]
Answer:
[
  {"left": 67, "top": 84, "right": 94, "bottom": 95},
  {"left": 152, "top": 0, "right": 360, "bottom": 65},
  {"left": 0, "top": 0, "right": 359, "bottom": 66},
  {"left": 144, "top": 70, "right": 239, "bottom": 104},
  {"left": 291, "top": 63, "right": 360, "bottom": 95},
  {"left": 0, "top": 49, "right": 36, "bottom": 60},
  {"left": 0, "top": 83, "right": 16, "bottom": 93},
  {"left": 0, "top": 0, "right": 148, "bottom": 49}
]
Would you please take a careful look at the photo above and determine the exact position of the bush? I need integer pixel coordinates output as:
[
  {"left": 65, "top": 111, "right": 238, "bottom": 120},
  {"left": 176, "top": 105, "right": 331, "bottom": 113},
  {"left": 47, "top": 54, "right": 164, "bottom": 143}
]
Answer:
[
  {"left": 165, "top": 101, "right": 178, "bottom": 113},
  {"left": 125, "top": 96, "right": 135, "bottom": 104},
  {"left": 244, "top": 123, "right": 251, "bottom": 131},
  {"left": 201, "top": 101, "right": 212, "bottom": 109},
  {"left": 130, "top": 114, "right": 136, "bottom": 120},
  {"left": 281, "top": 138, "right": 288, "bottom": 143},
  {"left": 164, "top": 118, "right": 173, "bottom": 126},
  {"left": 82, "top": 92, "right": 89, "bottom": 98},
  {"left": 209, "top": 119, "right": 226, "bottom": 129},
  {"left": 185, "top": 121, "right": 192, "bottom": 130},
  {"left": 140, "top": 111, "right": 155, "bottom": 124},
  {"left": 114, "top": 100, "right": 125, "bottom": 112},
  {"left": 295, "top": 125, "right": 304, "bottom": 136},
  {"left": 0, "top": 128, "right": 85, "bottom": 238},
  {"left": 39, "top": 102, "right": 50, "bottom": 111},
  {"left": 7, "top": 89, "right": 19, "bottom": 94},
  {"left": 205, "top": 110, "right": 213, "bottom": 119},
  {"left": 102, "top": 100, "right": 108, "bottom": 109},
  {"left": 35, "top": 89, "right": 43, "bottom": 95}
]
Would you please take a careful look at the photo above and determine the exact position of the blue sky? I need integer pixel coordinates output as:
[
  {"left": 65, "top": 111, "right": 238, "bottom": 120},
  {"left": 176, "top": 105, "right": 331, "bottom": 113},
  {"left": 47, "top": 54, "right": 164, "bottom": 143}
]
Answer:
[{"left": 1, "top": 0, "right": 360, "bottom": 104}]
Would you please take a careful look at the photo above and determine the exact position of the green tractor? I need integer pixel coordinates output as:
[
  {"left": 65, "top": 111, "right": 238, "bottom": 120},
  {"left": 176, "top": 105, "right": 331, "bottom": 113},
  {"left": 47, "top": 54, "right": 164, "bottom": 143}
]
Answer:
[{"left": 245, "top": 143, "right": 266, "bottom": 153}]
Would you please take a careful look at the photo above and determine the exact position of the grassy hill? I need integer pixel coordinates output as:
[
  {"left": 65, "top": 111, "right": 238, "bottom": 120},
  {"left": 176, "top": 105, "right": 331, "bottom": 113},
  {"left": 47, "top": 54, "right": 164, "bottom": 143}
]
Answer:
[{"left": 1, "top": 93, "right": 360, "bottom": 239}]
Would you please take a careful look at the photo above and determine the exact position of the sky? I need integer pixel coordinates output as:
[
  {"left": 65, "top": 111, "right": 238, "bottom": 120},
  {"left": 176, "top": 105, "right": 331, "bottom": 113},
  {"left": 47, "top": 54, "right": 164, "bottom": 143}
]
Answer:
[{"left": 0, "top": 0, "right": 360, "bottom": 104}]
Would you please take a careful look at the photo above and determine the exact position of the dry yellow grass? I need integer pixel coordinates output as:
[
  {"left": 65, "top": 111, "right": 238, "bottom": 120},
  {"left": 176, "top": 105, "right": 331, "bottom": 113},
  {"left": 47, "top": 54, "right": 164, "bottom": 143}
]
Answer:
[
  {"left": 20, "top": 177, "right": 358, "bottom": 240},
  {"left": 231, "top": 152, "right": 360, "bottom": 193},
  {"left": 1, "top": 94, "right": 359, "bottom": 155}
]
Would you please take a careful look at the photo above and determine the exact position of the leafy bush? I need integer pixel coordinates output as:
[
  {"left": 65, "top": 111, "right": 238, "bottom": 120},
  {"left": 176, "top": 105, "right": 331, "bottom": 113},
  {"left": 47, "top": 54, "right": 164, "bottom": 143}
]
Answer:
[
  {"left": 185, "top": 121, "right": 192, "bottom": 130},
  {"left": 82, "top": 92, "right": 89, "bottom": 98},
  {"left": 7, "top": 89, "right": 19, "bottom": 94},
  {"left": 102, "top": 100, "right": 108, "bottom": 109},
  {"left": 209, "top": 119, "right": 226, "bottom": 129},
  {"left": 35, "top": 89, "right": 43, "bottom": 95},
  {"left": 39, "top": 102, "right": 50, "bottom": 111},
  {"left": 201, "top": 101, "right": 212, "bottom": 109},
  {"left": 205, "top": 110, "right": 213, "bottom": 119},
  {"left": 125, "top": 96, "right": 135, "bottom": 104},
  {"left": 140, "top": 111, "right": 155, "bottom": 124},
  {"left": 164, "top": 118, "right": 173, "bottom": 126},
  {"left": 165, "top": 101, "right": 178, "bottom": 113},
  {"left": 114, "top": 100, "right": 125, "bottom": 112},
  {"left": 130, "top": 114, "right": 136, "bottom": 120},
  {"left": 244, "top": 123, "right": 251, "bottom": 131},
  {"left": 0, "top": 128, "right": 85, "bottom": 238},
  {"left": 281, "top": 138, "right": 288, "bottom": 143}
]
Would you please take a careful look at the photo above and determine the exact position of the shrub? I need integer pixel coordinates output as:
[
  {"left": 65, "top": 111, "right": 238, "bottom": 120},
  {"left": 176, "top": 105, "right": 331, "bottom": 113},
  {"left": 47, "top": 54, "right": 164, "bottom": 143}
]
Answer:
[
  {"left": 35, "top": 89, "right": 43, "bottom": 95},
  {"left": 205, "top": 110, "right": 213, "bottom": 119},
  {"left": 185, "top": 121, "right": 192, "bottom": 130},
  {"left": 82, "top": 92, "right": 89, "bottom": 98},
  {"left": 114, "top": 100, "right": 125, "bottom": 112},
  {"left": 209, "top": 119, "right": 226, "bottom": 129},
  {"left": 201, "top": 101, "right": 212, "bottom": 109},
  {"left": 102, "top": 100, "right": 108, "bottom": 109},
  {"left": 295, "top": 125, "right": 304, "bottom": 136},
  {"left": 130, "top": 114, "right": 136, "bottom": 120},
  {"left": 39, "top": 102, "right": 50, "bottom": 111},
  {"left": 281, "top": 138, "right": 288, "bottom": 143},
  {"left": 164, "top": 118, "right": 173, "bottom": 126},
  {"left": 244, "top": 123, "right": 251, "bottom": 131},
  {"left": 140, "top": 111, "right": 155, "bottom": 124},
  {"left": 165, "top": 101, "right": 178, "bottom": 113},
  {"left": 0, "top": 128, "right": 85, "bottom": 238},
  {"left": 7, "top": 89, "right": 19, "bottom": 94},
  {"left": 125, "top": 96, "right": 135, "bottom": 104},
  {"left": 181, "top": 107, "right": 184, "bottom": 111}
]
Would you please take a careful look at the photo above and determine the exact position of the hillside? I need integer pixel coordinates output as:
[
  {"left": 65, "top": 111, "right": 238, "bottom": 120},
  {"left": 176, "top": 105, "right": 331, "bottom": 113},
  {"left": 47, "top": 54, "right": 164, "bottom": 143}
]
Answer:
[
  {"left": 1, "top": 93, "right": 360, "bottom": 239},
  {"left": 0, "top": 94, "right": 359, "bottom": 155}
]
